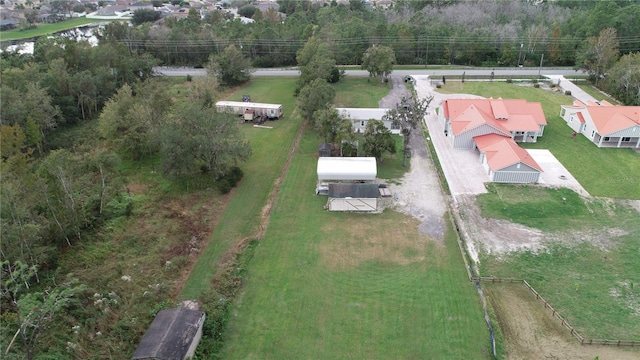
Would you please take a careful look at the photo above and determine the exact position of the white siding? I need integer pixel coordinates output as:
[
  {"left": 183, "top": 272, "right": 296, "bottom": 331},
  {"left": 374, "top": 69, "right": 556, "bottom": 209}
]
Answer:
[
  {"left": 491, "top": 171, "right": 540, "bottom": 183},
  {"left": 454, "top": 124, "right": 508, "bottom": 149}
]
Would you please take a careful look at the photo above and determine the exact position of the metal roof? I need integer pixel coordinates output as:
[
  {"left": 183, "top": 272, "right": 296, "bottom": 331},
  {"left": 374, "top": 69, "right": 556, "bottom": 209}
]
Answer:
[
  {"left": 132, "top": 307, "right": 205, "bottom": 360},
  {"left": 328, "top": 183, "right": 380, "bottom": 198}
]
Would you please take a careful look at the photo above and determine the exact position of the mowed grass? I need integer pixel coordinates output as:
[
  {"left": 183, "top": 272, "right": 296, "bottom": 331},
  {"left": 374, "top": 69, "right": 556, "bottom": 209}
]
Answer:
[
  {"left": 181, "top": 77, "right": 301, "bottom": 299},
  {"left": 437, "top": 81, "right": 640, "bottom": 199},
  {"left": 0, "top": 18, "right": 110, "bottom": 41},
  {"left": 333, "top": 77, "right": 391, "bottom": 107},
  {"left": 221, "top": 129, "right": 489, "bottom": 359},
  {"left": 476, "top": 184, "right": 639, "bottom": 232}
]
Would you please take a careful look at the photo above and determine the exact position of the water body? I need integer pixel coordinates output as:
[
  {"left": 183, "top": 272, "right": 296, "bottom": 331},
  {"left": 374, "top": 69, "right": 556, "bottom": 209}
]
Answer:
[{"left": 1, "top": 24, "right": 104, "bottom": 54}]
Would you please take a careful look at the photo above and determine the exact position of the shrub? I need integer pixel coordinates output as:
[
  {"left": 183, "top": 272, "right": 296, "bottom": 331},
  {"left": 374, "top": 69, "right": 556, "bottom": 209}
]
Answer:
[
  {"left": 436, "top": 84, "right": 442, "bottom": 88},
  {"left": 565, "top": 90, "right": 572, "bottom": 95},
  {"left": 506, "top": 79, "right": 513, "bottom": 83},
  {"left": 186, "top": 74, "right": 192, "bottom": 82},
  {"left": 534, "top": 83, "right": 540, "bottom": 88}
]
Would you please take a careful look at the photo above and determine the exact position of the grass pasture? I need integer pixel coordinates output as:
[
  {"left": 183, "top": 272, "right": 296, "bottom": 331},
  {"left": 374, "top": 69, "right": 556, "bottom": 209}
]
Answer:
[
  {"left": 221, "top": 129, "right": 489, "bottom": 359},
  {"left": 477, "top": 184, "right": 640, "bottom": 340},
  {"left": 437, "top": 81, "right": 640, "bottom": 199},
  {"left": 180, "top": 77, "right": 301, "bottom": 299}
]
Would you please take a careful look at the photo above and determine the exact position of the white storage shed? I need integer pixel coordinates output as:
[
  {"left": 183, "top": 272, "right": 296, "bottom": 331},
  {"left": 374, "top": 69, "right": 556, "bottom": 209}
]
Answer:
[{"left": 317, "top": 157, "right": 377, "bottom": 182}]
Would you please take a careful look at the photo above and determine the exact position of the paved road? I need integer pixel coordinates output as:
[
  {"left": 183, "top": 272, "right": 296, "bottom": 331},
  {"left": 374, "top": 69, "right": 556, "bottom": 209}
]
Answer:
[{"left": 154, "top": 67, "right": 582, "bottom": 78}]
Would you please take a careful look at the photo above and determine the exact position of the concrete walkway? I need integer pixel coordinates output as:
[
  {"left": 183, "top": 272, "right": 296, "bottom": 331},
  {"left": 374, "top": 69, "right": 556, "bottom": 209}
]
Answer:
[{"left": 544, "top": 75, "right": 597, "bottom": 104}]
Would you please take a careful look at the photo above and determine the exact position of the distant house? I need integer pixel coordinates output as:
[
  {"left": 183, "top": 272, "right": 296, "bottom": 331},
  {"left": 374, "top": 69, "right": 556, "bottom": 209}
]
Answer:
[
  {"left": 130, "top": 2, "right": 154, "bottom": 12},
  {"left": 0, "top": 18, "right": 20, "bottom": 30},
  {"left": 560, "top": 100, "right": 640, "bottom": 148},
  {"left": 335, "top": 108, "right": 399, "bottom": 134},
  {"left": 440, "top": 98, "right": 547, "bottom": 149},
  {"left": 132, "top": 307, "right": 205, "bottom": 360},
  {"left": 474, "top": 134, "right": 542, "bottom": 183}
]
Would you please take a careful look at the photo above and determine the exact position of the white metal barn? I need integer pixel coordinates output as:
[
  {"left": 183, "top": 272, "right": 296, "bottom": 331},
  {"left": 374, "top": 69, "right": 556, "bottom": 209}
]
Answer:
[
  {"left": 215, "top": 101, "right": 283, "bottom": 119},
  {"left": 316, "top": 157, "right": 377, "bottom": 181},
  {"left": 327, "top": 183, "right": 379, "bottom": 212},
  {"left": 335, "top": 108, "right": 399, "bottom": 134}
]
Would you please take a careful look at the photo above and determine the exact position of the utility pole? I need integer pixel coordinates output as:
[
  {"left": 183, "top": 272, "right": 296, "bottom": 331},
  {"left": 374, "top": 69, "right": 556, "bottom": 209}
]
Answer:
[
  {"left": 538, "top": 53, "right": 544, "bottom": 78},
  {"left": 517, "top": 43, "right": 523, "bottom": 67}
]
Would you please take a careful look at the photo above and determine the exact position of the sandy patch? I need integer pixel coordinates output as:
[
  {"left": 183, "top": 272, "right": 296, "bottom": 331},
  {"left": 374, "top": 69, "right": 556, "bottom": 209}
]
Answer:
[{"left": 318, "top": 216, "right": 430, "bottom": 270}]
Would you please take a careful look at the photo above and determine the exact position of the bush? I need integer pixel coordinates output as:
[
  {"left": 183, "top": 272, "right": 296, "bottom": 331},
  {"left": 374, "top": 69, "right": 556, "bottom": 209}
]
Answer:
[
  {"left": 565, "top": 90, "right": 572, "bottom": 95},
  {"left": 506, "top": 79, "right": 513, "bottom": 83},
  {"left": 186, "top": 74, "right": 192, "bottom": 82},
  {"left": 436, "top": 84, "right": 442, "bottom": 88},
  {"left": 217, "top": 179, "right": 232, "bottom": 194},
  {"left": 534, "top": 83, "right": 540, "bottom": 88}
]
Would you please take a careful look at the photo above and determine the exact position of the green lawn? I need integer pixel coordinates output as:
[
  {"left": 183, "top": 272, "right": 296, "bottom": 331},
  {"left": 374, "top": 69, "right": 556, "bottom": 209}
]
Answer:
[
  {"left": 575, "top": 83, "right": 621, "bottom": 105},
  {"left": 480, "top": 235, "right": 640, "bottom": 340},
  {"left": 332, "top": 77, "right": 391, "bottom": 107},
  {"left": 221, "top": 129, "right": 489, "bottom": 359},
  {"left": 476, "top": 184, "right": 639, "bottom": 232},
  {"left": 437, "top": 82, "right": 640, "bottom": 199},
  {"left": 0, "top": 18, "right": 111, "bottom": 41},
  {"left": 477, "top": 184, "right": 640, "bottom": 340},
  {"left": 180, "top": 77, "right": 302, "bottom": 299}
]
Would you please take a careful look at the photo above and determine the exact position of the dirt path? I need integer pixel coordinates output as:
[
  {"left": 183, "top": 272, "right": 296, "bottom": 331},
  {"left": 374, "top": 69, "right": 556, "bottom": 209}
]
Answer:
[
  {"left": 379, "top": 76, "right": 448, "bottom": 242},
  {"left": 486, "top": 284, "right": 640, "bottom": 360}
]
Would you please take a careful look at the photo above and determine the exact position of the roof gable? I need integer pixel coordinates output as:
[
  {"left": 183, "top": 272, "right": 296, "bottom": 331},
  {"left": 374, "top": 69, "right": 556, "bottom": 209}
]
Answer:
[
  {"left": 585, "top": 105, "right": 640, "bottom": 135},
  {"left": 474, "top": 134, "right": 542, "bottom": 172},
  {"left": 445, "top": 99, "right": 546, "bottom": 136}
]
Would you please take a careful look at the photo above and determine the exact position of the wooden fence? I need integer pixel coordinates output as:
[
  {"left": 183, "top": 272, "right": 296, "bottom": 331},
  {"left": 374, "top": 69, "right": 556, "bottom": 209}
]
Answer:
[{"left": 477, "top": 277, "right": 640, "bottom": 347}]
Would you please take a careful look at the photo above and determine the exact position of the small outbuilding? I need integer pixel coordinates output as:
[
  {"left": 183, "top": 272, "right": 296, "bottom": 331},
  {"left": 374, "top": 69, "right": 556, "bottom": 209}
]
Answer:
[
  {"left": 132, "top": 307, "right": 206, "bottom": 360},
  {"left": 317, "top": 157, "right": 377, "bottom": 182},
  {"left": 474, "top": 134, "right": 542, "bottom": 183},
  {"left": 327, "top": 183, "right": 379, "bottom": 212},
  {"left": 318, "top": 142, "right": 332, "bottom": 157}
]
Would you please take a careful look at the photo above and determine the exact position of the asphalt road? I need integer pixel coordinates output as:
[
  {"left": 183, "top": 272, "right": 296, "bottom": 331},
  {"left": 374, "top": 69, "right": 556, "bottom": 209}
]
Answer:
[{"left": 154, "top": 67, "right": 582, "bottom": 78}]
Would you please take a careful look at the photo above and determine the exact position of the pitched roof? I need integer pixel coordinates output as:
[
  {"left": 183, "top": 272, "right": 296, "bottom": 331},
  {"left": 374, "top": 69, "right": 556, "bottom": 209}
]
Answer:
[
  {"left": 328, "top": 183, "right": 379, "bottom": 199},
  {"left": 132, "top": 307, "right": 205, "bottom": 360},
  {"left": 317, "top": 157, "right": 377, "bottom": 181},
  {"left": 474, "top": 134, "right": 542, "bottom": 172},
  {"left": 336, "top": 108, "right": 391, "bottom": 121},
  {"left": 444, "top": 99, "right": 546, "bottom": 135},
  {"left": 583, "top": 104, "right": 640, "bottom": 135}
]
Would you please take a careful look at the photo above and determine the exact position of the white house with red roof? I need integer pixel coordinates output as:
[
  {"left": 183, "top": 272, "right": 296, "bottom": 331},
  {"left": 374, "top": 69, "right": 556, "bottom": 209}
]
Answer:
[
  {"left": 440, "top": 98, "right": 547, "bottom": 149},
  {"left": 438, "top": 98, "right": 547, "bottom": 183},
  {"left": 559, "top": 100, "right": 640, "bottom": 148},
  {"left": 474, "top": 134, "right": 543, "bottom": 183}
]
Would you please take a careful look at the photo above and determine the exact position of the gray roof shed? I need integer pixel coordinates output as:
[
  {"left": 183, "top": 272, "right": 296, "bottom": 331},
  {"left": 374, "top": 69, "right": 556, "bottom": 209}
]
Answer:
[
  {"left": 328, "top": 183, "right": 379, "bottom": 199},
  {"left": 132, "top": 307, "right": 206, "bottom": 360}
]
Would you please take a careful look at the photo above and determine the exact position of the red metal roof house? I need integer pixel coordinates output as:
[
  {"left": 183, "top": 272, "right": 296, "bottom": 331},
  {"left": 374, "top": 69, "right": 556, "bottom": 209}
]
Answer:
[{"left": 560, "top": 100, "right": 640, "bottom": 148}]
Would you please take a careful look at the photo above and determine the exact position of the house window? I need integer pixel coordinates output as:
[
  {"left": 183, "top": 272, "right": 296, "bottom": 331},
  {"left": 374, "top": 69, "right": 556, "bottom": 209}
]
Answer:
[
  {"left": 604, "top": 137, "right": 610, "bottom": 141},
  {"left": 560, "top": 108, "right": 566, "bottom": 117},
  {"left": 591, "top": 130, "right": 595, "bottom": 138},
  {"left": 361, "top": 120, "right": 365, "bottom": 127},
  {"left": 622, "top": 137, "right": 631, "bottom": 142}
]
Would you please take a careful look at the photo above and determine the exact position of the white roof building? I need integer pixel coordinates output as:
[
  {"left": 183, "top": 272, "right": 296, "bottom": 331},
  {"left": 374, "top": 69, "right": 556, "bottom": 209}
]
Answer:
[{"left": 317, "top": 157, "right": 377, "bottom": 181}]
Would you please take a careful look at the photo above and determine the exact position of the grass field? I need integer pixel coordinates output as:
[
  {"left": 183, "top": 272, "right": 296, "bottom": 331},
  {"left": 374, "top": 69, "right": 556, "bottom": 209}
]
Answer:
[
  {"left": 0, "top": 18, "right": 110, "bottom": 41},
  {"left": 181, "top": 77, "right": 302, "bottom": 299},
  {"left": 477, "top": 184, "right": 640, "bottom": 340},
  {"left": 332, "top": 77, "right": 391, "bottom": 107},
  {"left": 438, "top": 81, "right": 640, "bottom": 199},
  {"left": 221, "top": 128, "right": 489, "bottom": 359}
]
